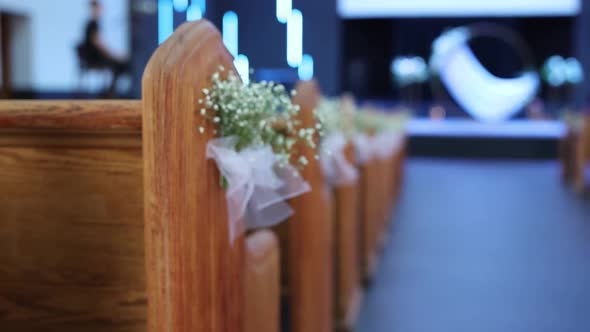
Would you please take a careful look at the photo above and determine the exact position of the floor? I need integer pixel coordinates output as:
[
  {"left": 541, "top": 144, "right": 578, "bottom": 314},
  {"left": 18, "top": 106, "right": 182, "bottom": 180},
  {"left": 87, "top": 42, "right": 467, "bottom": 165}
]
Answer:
[{"left": 357, "top": 159, "right": 590, "bottom": 332}]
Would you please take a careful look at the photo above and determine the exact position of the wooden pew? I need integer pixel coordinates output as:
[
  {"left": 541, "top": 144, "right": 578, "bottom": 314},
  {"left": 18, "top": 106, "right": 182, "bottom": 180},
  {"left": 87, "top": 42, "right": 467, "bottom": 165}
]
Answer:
[
  {"left": 561, "top": 114, "right": 590, "bottom": 192},
  {"left": 332, "top": 143, "right": 362, "bottom": 331},
  {"left": 273, "top": 80, "right": 334, "bottom": 332},
  {"left": 0, "top": 20, "right": 280, "bottom": 332},
  {"left": 359, "top": 117, "right": 407, "bottom": 283},
  {"left": 359, "top": 144, "right": 380, "bottom": 282}
]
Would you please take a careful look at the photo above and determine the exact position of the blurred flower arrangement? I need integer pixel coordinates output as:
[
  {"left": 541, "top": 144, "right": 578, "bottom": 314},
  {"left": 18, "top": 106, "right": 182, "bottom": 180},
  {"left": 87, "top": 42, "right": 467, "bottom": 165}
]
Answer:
[
  {"left": 200, "top": 67, "right": 316, "bottom": 167},
  {"left": 199, "top": 67, "right": 316, "bottom": 241},
  {"left": 314, "top": 97, "right": 358, "bottom": 186}
]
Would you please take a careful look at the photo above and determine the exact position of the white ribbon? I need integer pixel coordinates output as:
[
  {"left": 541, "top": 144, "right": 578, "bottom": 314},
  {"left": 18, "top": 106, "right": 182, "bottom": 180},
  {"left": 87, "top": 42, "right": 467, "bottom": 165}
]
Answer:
[
  {"left": 352, "top": 133, "right": 373, "bottom": 165},
  {"left": 372, "top": 132, "right": 404, "bottom": 160},
  {"left": 353, "top": 132, "right": 404, "bottom": 164},
  {"left": 320, "top": 133, "right": 359, "bottom": 187},
  {"left": 206, "top": 137, "right": 311, "bottom": 243}
]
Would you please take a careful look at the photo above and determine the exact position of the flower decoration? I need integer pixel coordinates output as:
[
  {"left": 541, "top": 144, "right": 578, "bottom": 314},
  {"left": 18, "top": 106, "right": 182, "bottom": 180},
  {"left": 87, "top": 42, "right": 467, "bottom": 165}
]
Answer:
[
  {"left": 200, "top": 68, "right": 316, "bottom": 167},
  {"left": 199, "top": 67, "right": 317, "bottom": 242},
  {"left": 314, "top": 97, "right": 359, "bottom": 186}
]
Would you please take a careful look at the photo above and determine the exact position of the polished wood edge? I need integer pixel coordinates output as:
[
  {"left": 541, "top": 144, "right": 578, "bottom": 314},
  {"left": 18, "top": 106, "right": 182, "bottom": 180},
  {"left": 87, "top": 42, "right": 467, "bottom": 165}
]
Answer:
[{"left": 0, "top": 100, "right": 142, "bottom": 131}]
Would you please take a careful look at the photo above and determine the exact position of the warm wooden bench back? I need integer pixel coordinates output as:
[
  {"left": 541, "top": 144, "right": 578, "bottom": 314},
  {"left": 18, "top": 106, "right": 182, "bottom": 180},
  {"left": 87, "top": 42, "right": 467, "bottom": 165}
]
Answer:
[
  {"left": 0, "top": 101, "right": 144, "bottom": 332},
  {"left": 582, "top": 115, "right": 590, "bottom": 159},
  {"left": 0, "top": 20, "right": 280, "bottom": 332},
  {"left": 275, "top": 80, "right": 334, "bottom": 332}
]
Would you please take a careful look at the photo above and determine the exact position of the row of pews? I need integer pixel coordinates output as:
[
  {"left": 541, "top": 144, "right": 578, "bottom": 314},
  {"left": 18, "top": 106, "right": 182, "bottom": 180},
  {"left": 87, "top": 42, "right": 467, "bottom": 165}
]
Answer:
[
  {"left": 0, "top": 20, "right": 406, "bottom": 332},
  {"left": 560, "top": 112, "right": 590, "bottom": 192}
]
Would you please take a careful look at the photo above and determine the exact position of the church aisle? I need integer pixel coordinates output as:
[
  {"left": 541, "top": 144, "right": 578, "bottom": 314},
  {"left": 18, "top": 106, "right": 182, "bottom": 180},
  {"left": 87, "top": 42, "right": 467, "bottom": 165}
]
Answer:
[{"left": 357, "top": 159, "right": 590, "bottom": 332}]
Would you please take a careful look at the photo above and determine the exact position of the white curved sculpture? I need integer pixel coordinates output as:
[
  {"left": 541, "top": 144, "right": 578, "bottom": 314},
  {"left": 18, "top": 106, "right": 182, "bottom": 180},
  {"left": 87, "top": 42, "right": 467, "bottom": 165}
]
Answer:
[{"left": 430, "top": 28, "right": 540, "bottom": 122}]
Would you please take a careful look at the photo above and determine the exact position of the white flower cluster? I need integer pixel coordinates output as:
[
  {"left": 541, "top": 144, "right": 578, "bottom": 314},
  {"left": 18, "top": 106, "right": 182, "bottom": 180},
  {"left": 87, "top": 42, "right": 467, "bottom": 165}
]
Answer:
[
  {"left": 315, "top": 98, "right": 360, "bottom": 138},
  {"left": 200, "top": 67, "right": 317, "bottom": 168}
]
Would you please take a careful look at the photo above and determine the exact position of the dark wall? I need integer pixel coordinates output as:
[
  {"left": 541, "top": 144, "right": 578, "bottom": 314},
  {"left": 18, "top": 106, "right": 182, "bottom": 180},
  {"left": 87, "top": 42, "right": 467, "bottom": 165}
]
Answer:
[
  {"left": 129, "top": 0, "right": 341, "bottom": 98},
  {"left": 209, "top": 0, "right": 341, "bottom": 95},
  {"left": 575, "top": 0, "right": 590, "bottom": 105}
]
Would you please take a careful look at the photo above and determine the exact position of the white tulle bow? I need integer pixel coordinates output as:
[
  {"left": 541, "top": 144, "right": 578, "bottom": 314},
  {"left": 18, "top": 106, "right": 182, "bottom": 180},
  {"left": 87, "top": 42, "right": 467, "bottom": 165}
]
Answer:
[
  {"left": 320, "top": 133, "right": 359, "bottom": 187},
  {"left": 372, "top": 132, "right": 404, "bottom": 160},
  {"left": 206, "top": 137, "right": 310, "bottom": 243},
  {"left": 353, "top": 132, "right": 403, "bottom": 164},
  {"left": 352, "top": 133, "right": 373, "bottom": 165}
]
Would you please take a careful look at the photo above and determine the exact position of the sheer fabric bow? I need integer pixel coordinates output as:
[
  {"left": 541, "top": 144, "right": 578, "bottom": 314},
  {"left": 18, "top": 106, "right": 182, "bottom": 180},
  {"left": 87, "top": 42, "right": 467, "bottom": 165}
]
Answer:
[{"left": 207, "top": 137, "right": 310, "bottom": 242}]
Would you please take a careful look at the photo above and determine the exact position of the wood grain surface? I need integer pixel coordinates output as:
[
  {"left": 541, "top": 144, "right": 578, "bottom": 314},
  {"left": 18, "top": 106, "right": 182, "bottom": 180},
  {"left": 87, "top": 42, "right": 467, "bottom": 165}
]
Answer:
[
  {"left": 333, "top": 143, "right": 362, "bottom": 330},
  {"left": 0, "top": 141, "right": 145, "bottom": 332},
  {"left": 142, "top": 20, "right": 244, "bottom": 332},
  {"left": 245, "top": 230, "right": 280, "bottom": 332},
  {"left": 283, "top": 80, "right": 334, "bottom": 332},
  {"left": 0, "top": 100, "right": 141, "bottom": 130}
]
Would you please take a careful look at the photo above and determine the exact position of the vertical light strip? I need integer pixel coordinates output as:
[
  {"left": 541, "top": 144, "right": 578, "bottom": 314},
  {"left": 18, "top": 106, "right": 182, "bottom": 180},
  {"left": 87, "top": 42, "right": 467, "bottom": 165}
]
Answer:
[
  {"left": 173, "top": 0, "right": 189, "bottom": 12},
  {"left": 287, "top": 9, "right": 303, "bottom": 68},
  {"left": 235, "top": 54, "right": 250, "bottom": 85},
  {"left": 187, "top": 4, "right": 203, "bottom": 21},
  {"left": 298, "top": 54, "right": 314, "bottom": 80},
  {"left": 223, "top": 11, "right": 239, "bottom": 58},
  {"left": 197, "top": 0, "right": 207, "bottom": 14},
  {"left": 276, "top": 0, "right": 292, "bottom": 23},
  {"left": 158, "top": 0, "right": 174, "bottom": 44}
]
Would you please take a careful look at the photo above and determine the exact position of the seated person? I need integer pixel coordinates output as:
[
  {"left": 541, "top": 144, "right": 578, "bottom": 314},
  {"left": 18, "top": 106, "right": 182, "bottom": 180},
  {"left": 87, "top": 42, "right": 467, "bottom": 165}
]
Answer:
[{"left": 80, "top": 0, "right": 129, "bottom": 96}]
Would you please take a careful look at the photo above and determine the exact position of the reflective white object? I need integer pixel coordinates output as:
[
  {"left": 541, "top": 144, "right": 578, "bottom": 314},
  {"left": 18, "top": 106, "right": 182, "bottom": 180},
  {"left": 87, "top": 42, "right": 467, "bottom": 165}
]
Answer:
[{"left": 431, "top": 29, "right": 539, "bottom": 122}]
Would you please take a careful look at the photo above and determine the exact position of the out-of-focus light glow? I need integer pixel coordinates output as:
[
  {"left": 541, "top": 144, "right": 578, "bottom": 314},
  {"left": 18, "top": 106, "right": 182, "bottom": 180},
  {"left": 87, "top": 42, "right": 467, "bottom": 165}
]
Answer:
[
  {"left": 196, "top": 0, "right": 207, "bottom": 14},
  {"left": 298, "top": 54, "right": 314, "bottom": 80},
  {"left": 187, "top": 4, "right": 203, "bottom": 21},
  {"left": 173, "top": 0, "right": 189, "bottom": 12},
  {"left": 158, "top": 0, "right": 174, "bottom": 44},
  {"left": 338, "top": 0, "right": 581, "bottom": 18},
  {"left": 543, "top": 56, "right": 584, "bottom": 86},
  {"left": 287, "top": 9, "right": 303, "bottom": 68},
  {"left": 391, "top": 56, "right": 428, "bottom": 86},
  {"left": 223, "top": 11, "right": 239, "bottom": 58},
  {"left": 565, "top": 58, "right": 584, "bottom": 84},
  {"left": 235, "top": 54, "right": 250, "bottom": 85},
  {"left": 277, "top": 0, "right": 292, "bottom": 23}
]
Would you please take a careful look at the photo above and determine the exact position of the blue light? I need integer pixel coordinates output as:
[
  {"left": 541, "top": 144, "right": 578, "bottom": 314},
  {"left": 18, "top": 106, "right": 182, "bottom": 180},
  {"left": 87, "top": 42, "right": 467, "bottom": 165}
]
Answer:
[
  {"left": 277, "top": 0, "right": 292, "bottom": 23},
  {"left": 187, "top": 4, "right": 203, "bottom": 21},
  {"left": 287, "top": 9, "right": 303, "bottom": 68},
  {"left": 223, "top": 11, "right": 239, "bottom": 58},
  {"left": 173, "top": 0, "right": 188, "bottom": 12},
  {"left": 235, "top": 54, "right": 250, "bottom": 85},
  {"left": 298, "top": 54, "right": 314, "bottom": 80},
  {"left": 196, "top": 0, "right": 207, "bottom": 14},
  {"left": 158, "top": 0, "right": 174, "bottom": 44}
]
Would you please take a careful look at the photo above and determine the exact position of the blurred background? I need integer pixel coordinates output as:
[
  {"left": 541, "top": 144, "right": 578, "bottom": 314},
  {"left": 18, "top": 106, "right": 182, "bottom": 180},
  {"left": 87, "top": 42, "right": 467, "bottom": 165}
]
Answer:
[
  {"left": 0, "top": 0, "right": 588, "bottom": 157},
  {"left": 1, "top": 2, "right": 589, "bottom": 332}
]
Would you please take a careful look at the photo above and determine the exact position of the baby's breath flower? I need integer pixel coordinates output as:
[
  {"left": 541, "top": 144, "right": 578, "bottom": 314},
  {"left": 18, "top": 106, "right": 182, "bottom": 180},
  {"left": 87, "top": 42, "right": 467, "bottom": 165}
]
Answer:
[
  {"left": 199, "top": 70, "right": 319, "bottom": 167},
  {"left": 298, "top": 156, "right": 309, "bottom": 166}
]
